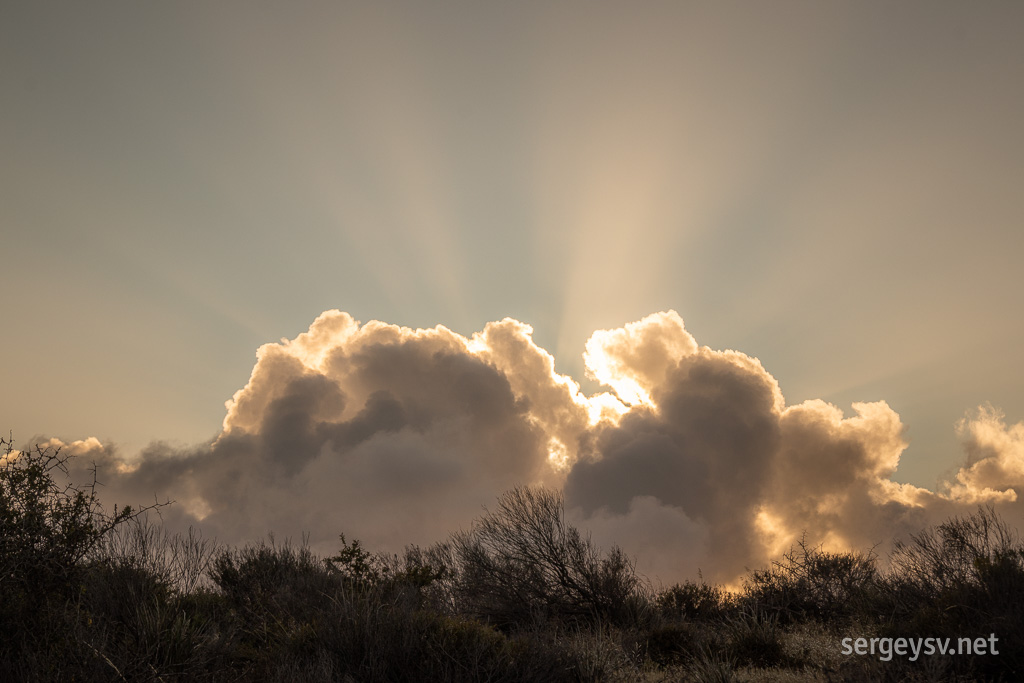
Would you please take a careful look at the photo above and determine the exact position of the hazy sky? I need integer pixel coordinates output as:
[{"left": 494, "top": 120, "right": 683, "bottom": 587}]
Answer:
[{"left": 4, "top": 2, "right": 1024, "bottom": 576}]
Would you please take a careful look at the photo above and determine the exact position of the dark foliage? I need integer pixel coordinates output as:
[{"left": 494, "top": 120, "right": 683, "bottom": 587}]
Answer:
[
  {"left": 0, "top": 435, "right": 166, "bottom": 680},
  {"left": 210, "top": 537, "right": 578, "bottom": 681},
  {"left": 743, "top": 535, "right": 878, "bottom": 626},
  {"left": 7, "top": 432, "right": 1024, "bottom": 681},
  {"left": 447, "top": 486, "right": 643, "bottom": 631},
  {"left": 876, "top": 506, "right": 1024, "bottom": 679},
  {"left": 657, "top": 580, "right": 733, "bottom": 622}
]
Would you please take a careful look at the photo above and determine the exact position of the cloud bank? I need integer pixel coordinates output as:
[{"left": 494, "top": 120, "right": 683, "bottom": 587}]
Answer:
[{"left": 40, "top": 311, "right": 1024, "bottom": 584}]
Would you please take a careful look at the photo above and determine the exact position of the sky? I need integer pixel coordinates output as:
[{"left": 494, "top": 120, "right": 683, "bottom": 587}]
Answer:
[{"left": 3, "top": 2, "right": 1024, "bottom": 583}]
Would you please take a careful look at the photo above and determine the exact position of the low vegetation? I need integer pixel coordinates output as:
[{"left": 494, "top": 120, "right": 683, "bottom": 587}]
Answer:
[{"left": 3, "top": 434, "right": 1023, "bottom": 681}]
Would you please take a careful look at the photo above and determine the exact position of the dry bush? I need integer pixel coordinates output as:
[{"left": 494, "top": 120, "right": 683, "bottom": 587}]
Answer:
[
  {"left": 658, "top": 580, "right": 734, "bottom": 622},
  {"left": 878, "top": 507, "right": 1024, "bottom": 680},
  {"left": 743, "top": 536, "right": 877, "bottom": 626},
  {"left": 96, "top": 513, "right": 216, "bottom": 594},
  {"left": 447, "top": 486, "right": 643, "bottom": 630},
  {"left": 0, "top": 435, "right": 166, "bottom": 680}
]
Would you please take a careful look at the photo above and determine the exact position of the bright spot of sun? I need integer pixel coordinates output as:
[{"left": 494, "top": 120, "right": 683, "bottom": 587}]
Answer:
[
  {"left": 547, "top": 437, "right": 570, "bottom": 471},
  {"left": 584, "top": 350, "right": 652, "bottom": 407},
  {"left": 755, "top": 506, "right": 794, "bottom": 559},
  {"left": 583, "top": 392, "right": 630, "bottom": 425}
]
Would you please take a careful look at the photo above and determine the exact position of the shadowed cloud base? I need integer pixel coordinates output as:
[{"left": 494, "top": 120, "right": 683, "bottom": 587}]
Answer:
[{"left": 33, "top": 311, "right": 1024, "bottom": 585}]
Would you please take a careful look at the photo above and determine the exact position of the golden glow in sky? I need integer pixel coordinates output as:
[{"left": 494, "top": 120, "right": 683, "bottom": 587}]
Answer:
[
  {"left": 3, "top": 2, "right": 1024, "bottom": 582},
  {"left": 35, "top": 309, "right": 1024, "bottom": 584}
]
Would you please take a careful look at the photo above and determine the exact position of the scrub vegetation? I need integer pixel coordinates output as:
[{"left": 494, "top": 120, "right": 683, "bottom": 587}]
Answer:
[{"left": 3, "top": 435, "right": 1023, "bottom": 681}]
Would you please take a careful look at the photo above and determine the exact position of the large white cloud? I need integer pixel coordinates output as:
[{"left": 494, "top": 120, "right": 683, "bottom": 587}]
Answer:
[{"left": 36, "top": 310, "right": 1024, "bottom": 584}]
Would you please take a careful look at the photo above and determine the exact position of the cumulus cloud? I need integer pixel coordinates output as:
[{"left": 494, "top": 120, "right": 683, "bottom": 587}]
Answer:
[
  {"left": 55, "top": 312, "right": 575, "bottom": 555},
  {"left": 946, "top": 405, "right": 1024, "bottom": 504},
  {"left": 36, "top": 310, "right": 1024, "bottom": 585}
]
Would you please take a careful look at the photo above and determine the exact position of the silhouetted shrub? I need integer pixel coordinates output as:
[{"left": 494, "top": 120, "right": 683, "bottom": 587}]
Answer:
[
  {"left": 743, "top": 535, "right": 877, "bottom": 625},
  {"left": 317, "top": 606, "right": 576, "bottom": 682},
  {"left": 0, "top": 435, "right": 164, "bottom": 680},
  {"left": 723, "top": 606, "right": 787, "bottom": 668},
  {"left": 97, "top": 513, "right": 216, "bottom": 593},
  {"left": 210, "top": 535, "right": 342, "bottom": 662},
  {"left": 646, "top": 621, "right": 707, "bottom": 666},
  {"left": 17, "top": 426, "right": 1024, "bottom": 681},
  {"left": 80, "top": 562, "right": 229, "bottom": 681},
  {"left": 326, "top": 535, "right": 448, "bottom": 616},
  {"left": 658, "top": 580, "right": 733, "bottom": 622},
  {"left": 212, "top": 541, "right": 576, "bottom": 681},
  {"left": 326, "top": 533, "right": 390, "bottom": 588},
  {"left": 879, "top": 507, "right": 1024, "bottom": 679},
  {"left": 448, "top": 486, "right": 642, "bottom": 631}
]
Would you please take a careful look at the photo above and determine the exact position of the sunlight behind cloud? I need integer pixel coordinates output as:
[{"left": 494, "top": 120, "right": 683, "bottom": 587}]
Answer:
[
  {"left": 5, "top": 0, "right": 1023, "bottom": 587},
  {"left": 5, "top": 0, "right": 1024, "bottom": 513},
  {"left": 49, "top": 310, "right": 1024, "bottom": 585},
  {"left": 755, "top": 506, "right": 795, "bottom": 562},
  {"left": 583, "top": 311, "right": 697, "bottom": 406}
]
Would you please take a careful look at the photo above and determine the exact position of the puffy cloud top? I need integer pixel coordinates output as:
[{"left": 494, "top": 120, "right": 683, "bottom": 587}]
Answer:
[{"left": 43, "top": 310, "right": 1024, "bottom": 584}]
